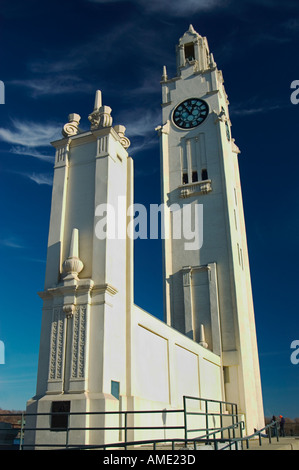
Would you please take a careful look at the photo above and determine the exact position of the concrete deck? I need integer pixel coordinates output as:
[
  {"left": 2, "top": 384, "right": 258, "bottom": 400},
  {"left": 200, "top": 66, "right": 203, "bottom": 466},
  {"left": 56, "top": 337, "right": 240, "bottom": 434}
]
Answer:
[{"left": 243, "top": 437, "right": 299, "bottom": 451}]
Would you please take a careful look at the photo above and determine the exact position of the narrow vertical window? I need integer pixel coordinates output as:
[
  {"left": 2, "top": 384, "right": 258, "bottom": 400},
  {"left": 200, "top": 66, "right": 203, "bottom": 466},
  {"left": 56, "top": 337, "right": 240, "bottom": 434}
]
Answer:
[
  {"left": 240, "top": 248, "right": 244, "bottom": 270},
  {"left": 201, "top": 168, "right": 208, "bottom": 181},
  {"left": 234, "top": 188, "right": 238, "bottom": 206},
  {"left": 182, "top": 173, "right": 189, "bottom": 185},
  {"left": 234, "top": 209, "right": 238, "bottom": 230},
  {"left": 192, "top": 170, "right": 198, "bottom": 182},
  {"left": 184, "top": 43, "right": 195, "bottom": 61},
  {"left": 111, "top": 381, "right": 120, "bottom": 400}
]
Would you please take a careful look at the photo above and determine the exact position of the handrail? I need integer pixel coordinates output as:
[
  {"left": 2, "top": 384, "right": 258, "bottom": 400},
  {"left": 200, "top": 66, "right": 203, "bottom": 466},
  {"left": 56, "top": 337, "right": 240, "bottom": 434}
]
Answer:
[
  {"left": 20, "top": 422, "right": 246, "bottom": 450},
  {"left": 0, "top": 395, "right": 242, "bottom": 450},
  {"left": 220, "top": 420, "right": 280, "bottom": 450}
]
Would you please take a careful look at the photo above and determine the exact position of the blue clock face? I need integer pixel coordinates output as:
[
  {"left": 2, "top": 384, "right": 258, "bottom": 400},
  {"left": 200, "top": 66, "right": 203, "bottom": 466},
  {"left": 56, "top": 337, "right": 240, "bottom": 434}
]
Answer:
[{"left": 173, "top": 98, "right": 209, "bottom": 129}]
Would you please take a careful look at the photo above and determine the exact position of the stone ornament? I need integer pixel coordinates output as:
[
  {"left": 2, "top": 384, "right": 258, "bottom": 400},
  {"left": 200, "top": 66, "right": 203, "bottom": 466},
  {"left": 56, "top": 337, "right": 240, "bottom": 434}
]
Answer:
[
  {"left": 63, "top": 304, "right": 75, "bottom": 319},
  {"left": 114, "top": 124, "right": 131, "bottom": 149},
  {"left": 62, "top": 113, "right": 81, "bottom": 137},
  {"left": 62, "top": 228, "right": 84, "bottom": 280},
  {"left": 88, "top": 89, "right": 113, "bottom": 129}
]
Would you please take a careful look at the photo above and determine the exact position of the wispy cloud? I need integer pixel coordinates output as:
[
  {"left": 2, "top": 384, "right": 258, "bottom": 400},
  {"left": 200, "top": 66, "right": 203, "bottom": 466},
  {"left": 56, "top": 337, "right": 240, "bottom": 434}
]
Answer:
[
  {"left": 0, "top": 237, "right": 23, "bottom": 249},
  {"left": 10, "top": 76, "right": 93, "bottom": 98},
  {"left": 21, "top": 172, "right": 53, "bottom": 186},
  {"left": 7, "top": 168, "right": 53, "bottom": 186},
  {"left": 0, "top": 119, "right": 61, "bottom": 147},
  {"left": 119, "top": 108, "right": 161, "bottom": 155},
  {"left": 10, "top": 145, "right": 54, "bottom": 163},
  {"left": 230, "top": 101, "right": 284, "bottom": 117},
  {"left": 121, "top": 108, "right": 161, "bottom": 138},
  {"left": 27, "top": 21, "right": 136, "bottom": 77},
  {"left": 88, "top": 0, "right": 225, "bottom": 15}
]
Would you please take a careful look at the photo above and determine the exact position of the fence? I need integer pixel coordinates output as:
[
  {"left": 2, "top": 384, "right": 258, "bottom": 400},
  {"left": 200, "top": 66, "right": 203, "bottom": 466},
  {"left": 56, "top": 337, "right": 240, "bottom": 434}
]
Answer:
[{"left": 0, "top": 396, "right": 243, "bottom": 450}]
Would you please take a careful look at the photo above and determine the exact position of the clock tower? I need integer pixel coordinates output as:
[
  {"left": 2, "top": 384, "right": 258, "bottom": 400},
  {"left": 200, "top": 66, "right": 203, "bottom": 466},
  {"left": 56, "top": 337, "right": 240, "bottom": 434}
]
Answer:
[{"left": 157, "top": 25, "right": 264, "bottom": 431}]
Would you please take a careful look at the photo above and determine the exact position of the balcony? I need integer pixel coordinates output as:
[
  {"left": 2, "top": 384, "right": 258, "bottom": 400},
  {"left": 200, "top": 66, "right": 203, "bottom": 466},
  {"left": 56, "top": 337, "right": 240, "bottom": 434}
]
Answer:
[{"left": 179, "top": 179, "right": 212, "bottom": 199}]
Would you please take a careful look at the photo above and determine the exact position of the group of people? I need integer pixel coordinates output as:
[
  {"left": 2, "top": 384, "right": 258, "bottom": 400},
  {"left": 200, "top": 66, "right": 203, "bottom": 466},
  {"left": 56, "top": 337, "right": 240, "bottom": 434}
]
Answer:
[{"left": 271, "top": 415, "right": 286, "bottom": 437}]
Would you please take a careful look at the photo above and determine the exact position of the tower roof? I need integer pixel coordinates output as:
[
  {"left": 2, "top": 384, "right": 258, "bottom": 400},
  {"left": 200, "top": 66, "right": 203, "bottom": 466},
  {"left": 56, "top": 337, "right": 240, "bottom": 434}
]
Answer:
[
  {"left": 178, "top": 24, "right": 202, "bottom": 45},
  {"left": 175, "top": 25, "right": 212, "bottom": 75}
]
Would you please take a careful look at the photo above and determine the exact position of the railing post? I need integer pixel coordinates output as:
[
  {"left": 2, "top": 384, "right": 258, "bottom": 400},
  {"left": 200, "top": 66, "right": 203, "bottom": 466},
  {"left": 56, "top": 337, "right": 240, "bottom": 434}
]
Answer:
[
  {"left": 19, "top": 412, "right": 25, "bottom": 450},
  {"left": 231, "top": 404, "right": 235, "bottom": 439},
  {"left": 220, "top": 402, "right": 223, "bottom": 439},
  {"left": 240, "top": 421, "right": 244, "bottom": 450},
  {"left": 66, "top": 412, "right": 69, "bottom": 449},
  {"left": 183, "top": 396, "right": 188, "bottom": 443},
  {"left": 124, "top": 412, "right": 128, "bottom": 450},
  {"left": 205, "top": 400, "right": 209, "bottom": 436}
]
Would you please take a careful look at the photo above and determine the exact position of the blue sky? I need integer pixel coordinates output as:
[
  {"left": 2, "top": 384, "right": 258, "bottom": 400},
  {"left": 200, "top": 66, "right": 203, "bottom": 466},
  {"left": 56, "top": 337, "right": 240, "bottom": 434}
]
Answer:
[{"left": 0, "top": 0, "right": 299, "bottom": 418}]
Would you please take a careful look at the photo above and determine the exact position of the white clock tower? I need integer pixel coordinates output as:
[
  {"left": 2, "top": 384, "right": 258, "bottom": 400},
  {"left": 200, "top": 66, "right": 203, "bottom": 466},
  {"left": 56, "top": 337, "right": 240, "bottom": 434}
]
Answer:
[
  {"left": 25, "top": 26, "right": 264, "bottom": 448},
  {"left": 158, "top": 25, "right": 264, "bottom": 430}
]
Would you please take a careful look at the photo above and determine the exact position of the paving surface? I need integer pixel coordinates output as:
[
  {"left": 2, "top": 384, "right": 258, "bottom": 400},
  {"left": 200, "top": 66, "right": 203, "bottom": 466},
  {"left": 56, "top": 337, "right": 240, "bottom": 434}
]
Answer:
[{"left": 242, "top": 437, "right": 299, "bottom": 451}]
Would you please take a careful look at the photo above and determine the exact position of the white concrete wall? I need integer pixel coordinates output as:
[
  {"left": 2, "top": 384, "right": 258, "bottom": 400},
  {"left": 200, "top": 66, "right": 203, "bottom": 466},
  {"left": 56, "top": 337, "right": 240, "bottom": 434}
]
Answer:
[{"left": 131, "top": 304, "right": 223, "bottom": 408}]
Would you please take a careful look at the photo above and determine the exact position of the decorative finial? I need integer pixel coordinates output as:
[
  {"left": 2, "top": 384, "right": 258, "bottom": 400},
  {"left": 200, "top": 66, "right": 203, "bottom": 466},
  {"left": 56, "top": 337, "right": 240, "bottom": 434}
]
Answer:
[
  {"left": 199, "top": 324, "right": 208, "bottom": 349},
  {"left": 162, "top": 65, "right": 168, "bottom": 82},
  {"left": 62, "top": 113, "right": 81, "bottom": 138},
  {"left": 209, "top": 53, "right": 216, "bottom": 69},
  {"left": 88, "top": 90, "right": 113, "bottom": 130},
  {"left": 62, "top": 228, "right": 84, "bottom": 280},
  {"left": 188, "top": 24, "right": 195, "bottom": 34},
  {"left": 114, "top": 125, "right": 131, "bottom": 149},
  {"left": 94, "top": 89, "right": 102, "bottom": 110}
]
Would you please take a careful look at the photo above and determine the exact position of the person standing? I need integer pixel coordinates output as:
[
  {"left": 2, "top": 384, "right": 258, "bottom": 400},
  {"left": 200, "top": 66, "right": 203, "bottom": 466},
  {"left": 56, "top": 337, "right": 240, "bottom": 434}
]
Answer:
[{"left": 279, "top": 415, "right": 286, "bottom": 437}]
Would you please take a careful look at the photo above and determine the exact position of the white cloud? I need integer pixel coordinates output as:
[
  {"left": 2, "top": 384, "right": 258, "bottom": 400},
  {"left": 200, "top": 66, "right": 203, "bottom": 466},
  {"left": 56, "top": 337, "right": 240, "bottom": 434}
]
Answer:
[
  {"left": 10, "top": 76, "right": 93, "bottom": 98},
  {"left": 10, "top": 146, "right": 54, "bottom": 163},
  {"left": 0, "top": 119, "right": 61, "bottom": 147},
  {"left": 120, "top": 108, "right": 161, "bottom": 138},
  {"left": 230, "top": 105, "right": 281, "bottom": 116},
  {"left": 22, "top": 172, "right": 53, "bottom": 186},
  {"left": 88, "top": 0, "right": 223, "bottom": 15},
  {"left": 230, "top": 102, "right": 283, "bottom": 117},
  {"left": 0, "top": 238, "right": 23, "bottom": 249},
  {"left": 28, "top": 21, "right": 136, "bottom": 77}
]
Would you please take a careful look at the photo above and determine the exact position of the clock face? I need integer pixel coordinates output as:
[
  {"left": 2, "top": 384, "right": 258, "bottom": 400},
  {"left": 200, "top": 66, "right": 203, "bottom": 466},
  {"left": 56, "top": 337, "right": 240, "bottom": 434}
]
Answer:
[{"left": 173, "top": 98, "right": 209, "bottom": 129}]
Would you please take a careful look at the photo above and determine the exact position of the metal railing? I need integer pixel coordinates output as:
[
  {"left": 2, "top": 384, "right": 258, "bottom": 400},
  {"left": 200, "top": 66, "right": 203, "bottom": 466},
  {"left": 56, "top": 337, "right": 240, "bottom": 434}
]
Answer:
[
  {"left": 220, "top": 420, "right": 280, "bottom": 450},
  {"left": 183, "top": 395, "right": 241, "bottom": 441},
  {"left": 0, "top": 396, "right": 263, "bottom": 450}
]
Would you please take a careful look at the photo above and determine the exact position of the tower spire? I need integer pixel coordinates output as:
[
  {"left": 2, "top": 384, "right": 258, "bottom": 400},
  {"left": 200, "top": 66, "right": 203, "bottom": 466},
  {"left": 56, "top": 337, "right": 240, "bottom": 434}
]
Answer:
[
  {"left": 93, "top": 89, "right": 102, "bottom": 110},
  {"left": 88, "top": 89, "right": 113, "bottom": 130},
  {"left": 161, "top": 65, "right": 168, "bottom": 82}
]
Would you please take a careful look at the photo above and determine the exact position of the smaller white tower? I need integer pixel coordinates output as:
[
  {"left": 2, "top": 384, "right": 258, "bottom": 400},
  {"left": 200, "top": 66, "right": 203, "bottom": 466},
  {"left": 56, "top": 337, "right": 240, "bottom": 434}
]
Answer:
[{"left": 25, "top": 91, "right": 134, "bottom": 448}]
